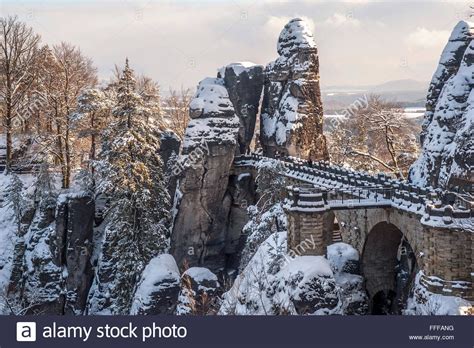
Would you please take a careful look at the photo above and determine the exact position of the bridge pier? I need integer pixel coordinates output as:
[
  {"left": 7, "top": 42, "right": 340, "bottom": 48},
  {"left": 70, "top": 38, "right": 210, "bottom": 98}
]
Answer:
[{"left": 285, "top": 186, "right": 333, "bottom": 256}]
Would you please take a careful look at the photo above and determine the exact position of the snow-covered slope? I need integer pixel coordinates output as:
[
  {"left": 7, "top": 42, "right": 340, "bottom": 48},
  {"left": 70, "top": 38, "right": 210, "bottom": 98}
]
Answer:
[{"left": 220, "top": 231, "right": 342, "bottom": 315}]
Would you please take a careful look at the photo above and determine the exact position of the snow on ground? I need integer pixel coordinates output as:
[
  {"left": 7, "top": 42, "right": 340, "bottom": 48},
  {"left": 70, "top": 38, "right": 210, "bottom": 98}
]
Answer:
[{"left": 0, "top": 134, "right": 24, "bottom": 151}]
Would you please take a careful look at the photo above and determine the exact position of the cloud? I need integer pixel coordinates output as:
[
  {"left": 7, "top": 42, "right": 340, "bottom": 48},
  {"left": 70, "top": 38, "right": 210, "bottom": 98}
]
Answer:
[
  {"left": 323, "top": 12, "right": 361, "bottom": 27},
  {"left": 405, "top": 27, "right": 450, "bottom": 48}
]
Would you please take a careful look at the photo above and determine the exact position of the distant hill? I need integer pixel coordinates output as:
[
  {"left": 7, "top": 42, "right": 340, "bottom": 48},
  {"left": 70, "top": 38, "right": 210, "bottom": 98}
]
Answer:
[
  {"left": 322, "top": 79, "right": 428, "bottom": 94},
  {"left": 371, "top": 79, "right": 428, "bottom": 93},
  {"left": 322, "top": 79, "right": 428, "bottom": 111}
]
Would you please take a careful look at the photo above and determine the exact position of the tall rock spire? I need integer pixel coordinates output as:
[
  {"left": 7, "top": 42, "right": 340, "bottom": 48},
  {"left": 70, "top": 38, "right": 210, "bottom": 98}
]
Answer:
[
  {"left": 260, "top": 18, "right": 328, "bottom": 161},
  {"left": 409, "top": 21, "right": 474, "bottom": 190},
  {"left": 420, "top": 20, "right": 474, "bottom": 145}
]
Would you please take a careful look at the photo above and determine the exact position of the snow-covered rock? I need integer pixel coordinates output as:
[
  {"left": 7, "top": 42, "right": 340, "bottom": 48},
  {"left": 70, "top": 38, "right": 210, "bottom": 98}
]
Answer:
[
  {"left": 327, "top": 243, "right": 368, "bottom": 315},
  {"left": 409, "top": 21, "right": 474, "bottom": 190},
  {"left": 171, "top": 76, "right": 240, "bottom": 271},
  {"left": 219, "top": 232, "right": 343, "bottom": 315},
  {"left": 184, "top": 77, "right": 239, "bottom": 152},
  {"left": 176, "top": 267, "right": 220, "bottom": 315},
  {"left": 260, "top": 18, "right": 328, "bottom": 161},
  {"left": 21, "top": 203, "right": 63, "bottom": 314},
  {"left": 421, "top": 20, "right": 474, "bottom": 144},
  {"left": 327, "top": 242, "right": 359, "bottom": 274},
  {"left": 278, "top": 255, "right": 340, "bottom": 315},
  {"left": 130, "top": 254, "right": 181, "bottom": 315},
  {"left": 0, "top": 175, "right": 19, "bottom": 296}
]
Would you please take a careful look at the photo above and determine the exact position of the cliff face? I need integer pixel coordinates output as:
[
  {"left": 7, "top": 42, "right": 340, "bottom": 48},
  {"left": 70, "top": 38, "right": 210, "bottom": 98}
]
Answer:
[
  {"left": 409, "top": 21, "right": 474, "bottom": 190},
  {"left": 260, "top": 18, "right": 328, "bottom": 161},
  {"left": 7, "top": 194, "right": 94, "bottom": 315},
  {"left": 219, "top": 62, "right": 264, "bottom": 154},
  {"left": 170, "top": 77, "right": 241, "bottom": 270},
  {"left": 170, "top": 63, "right": 264, "bottom": 271}
]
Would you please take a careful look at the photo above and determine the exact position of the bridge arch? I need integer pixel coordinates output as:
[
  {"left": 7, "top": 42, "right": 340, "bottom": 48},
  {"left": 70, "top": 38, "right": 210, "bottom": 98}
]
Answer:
[{"left": 361, "top": 221, "right": 418, "bottom": 314}]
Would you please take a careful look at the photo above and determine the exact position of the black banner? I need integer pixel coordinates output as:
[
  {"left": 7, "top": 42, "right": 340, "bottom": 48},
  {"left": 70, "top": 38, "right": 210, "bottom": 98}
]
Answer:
[{"left": 1, "top": 316, "right": 472, "bottom": 348}]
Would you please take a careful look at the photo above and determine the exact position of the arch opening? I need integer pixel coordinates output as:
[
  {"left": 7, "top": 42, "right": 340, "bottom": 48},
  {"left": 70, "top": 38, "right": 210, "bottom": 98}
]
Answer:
[{"left": 361, "top": 222, "right": 418, "bottom": 315}]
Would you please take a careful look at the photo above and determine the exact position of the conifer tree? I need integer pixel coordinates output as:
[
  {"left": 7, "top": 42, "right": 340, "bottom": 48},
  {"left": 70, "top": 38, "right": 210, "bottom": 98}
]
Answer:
[
  {"left": 94, "top": 59, "right": 170, "bottom": 313},
  {"left": 5, "top": 174, "right": 25, "bottom": 234},
  {"left": 34, "top": 162, "right": 57, "bottom": 210}
]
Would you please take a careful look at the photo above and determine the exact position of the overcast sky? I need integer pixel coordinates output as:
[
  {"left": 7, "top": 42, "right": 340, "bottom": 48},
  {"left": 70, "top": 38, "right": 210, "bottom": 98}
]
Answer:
[{"left": 2, "top": 0, "right": 472, "bottom": 90}]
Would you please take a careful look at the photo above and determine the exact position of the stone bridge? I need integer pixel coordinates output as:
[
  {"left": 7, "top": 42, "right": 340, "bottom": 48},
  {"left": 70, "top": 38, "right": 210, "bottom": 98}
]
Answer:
[{"left": 233, "top": 154, "right": 473, "bottom": 304}]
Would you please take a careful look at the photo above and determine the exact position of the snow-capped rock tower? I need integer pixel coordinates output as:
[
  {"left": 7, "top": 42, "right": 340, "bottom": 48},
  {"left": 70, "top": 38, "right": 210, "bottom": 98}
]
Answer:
[
  {"left": 409, "top": 21, "right": 474, "bottom": 190},
  {"left": 260, "top": 18, "right": 328, "bottom": 161}
]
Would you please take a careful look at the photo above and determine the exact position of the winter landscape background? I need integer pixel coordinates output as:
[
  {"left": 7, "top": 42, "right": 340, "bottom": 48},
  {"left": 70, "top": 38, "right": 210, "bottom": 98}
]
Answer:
[{"left": 0, "top": 1, "right": 472, "bottom": 316}]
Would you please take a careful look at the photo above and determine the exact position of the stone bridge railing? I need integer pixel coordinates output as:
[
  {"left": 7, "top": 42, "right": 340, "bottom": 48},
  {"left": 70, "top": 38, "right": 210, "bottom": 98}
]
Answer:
[{"left": 234, "top": 154, "right": 474, "bottom": 225}]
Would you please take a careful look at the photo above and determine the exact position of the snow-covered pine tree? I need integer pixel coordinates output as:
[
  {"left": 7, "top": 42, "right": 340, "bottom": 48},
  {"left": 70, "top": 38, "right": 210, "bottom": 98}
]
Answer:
[
  {"left": 255, "top": 160, "right": 288, "bottom": 210},
  {"left": 5, "top": 174, "right": 26, "bottom": 234},
  {"left": 93, "top": 59, "right": 171, "bottom": 314},
  {"left": 137, "top": 75, "right": 162, "bottom": 126},
  {"left": 73, "top": 88, "right": 112, "bottom": 167}
]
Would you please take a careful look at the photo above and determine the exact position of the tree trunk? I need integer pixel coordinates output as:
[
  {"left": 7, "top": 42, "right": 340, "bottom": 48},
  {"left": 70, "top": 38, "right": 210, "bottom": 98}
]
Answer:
[
  {"left": 64, "top": 121, "right": 71, "bottom": 189},
  {"left": 5, "top": 105, "right": 12, "bottom": 173}
]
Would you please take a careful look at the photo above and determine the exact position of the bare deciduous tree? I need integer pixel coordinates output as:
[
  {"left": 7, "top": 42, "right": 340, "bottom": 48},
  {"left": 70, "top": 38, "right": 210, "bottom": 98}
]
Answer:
[
  {"left": 328, "top": 95, "right": 420, "bottom": 179},
  {"left": 0, "top": 16, "right": 41, "bottom": 172},
  {"left": 163, "top": 87, "right": 192, "bottom": 139},
  {"left": 35, "top": 42, "right": 97, "bottom": 188}
]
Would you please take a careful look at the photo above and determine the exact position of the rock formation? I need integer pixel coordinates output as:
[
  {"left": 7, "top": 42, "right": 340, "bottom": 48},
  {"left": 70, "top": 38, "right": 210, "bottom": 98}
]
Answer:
[
  {"left": 218, "top": 62, "right": 264, "bottom": 154},
  {"left": 409, "top": 21, "right": 474, "bottom": 190},
  {"left": 159, "top": 130, "right": 181, "bottom": 206},
  {"left": 260, "top": 18, "right": 328, "bottom": 161},
  {"left": 169, "top": 62, "right": 264, "bottom": 272},
  {"left": 219, "top": 232, "right": 343, "bottom": 315},
  {"left": 56, "top": 195, "right": 95, "bottom": 315},
  {"left": 11, "top": 193, "right": 94, "bottom": 315},
  {"left": 170, "top": 19, "right": 329, "bottom": 272},
  {"left": 176, "top": 267, "right": 220, "bottom": 315},
  {"left": 327, "top": 243, "right": 368, "bottom": 315},
  {"left": 130, "top": 254, "right": 181, "bottom": 315},
  {"left": 170, "top": 77, "right": 241, "bottom": 270}
]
